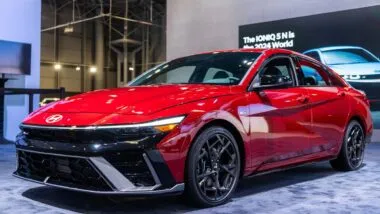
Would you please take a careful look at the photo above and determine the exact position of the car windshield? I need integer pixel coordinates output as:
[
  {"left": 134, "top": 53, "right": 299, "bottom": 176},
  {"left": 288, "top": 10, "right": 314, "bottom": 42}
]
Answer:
[
  {"left": 322, "top": 48, "right": 379, "bottom": 65},
  {"left": 129, "top": 52, "right": 261, "bottom": 86}
]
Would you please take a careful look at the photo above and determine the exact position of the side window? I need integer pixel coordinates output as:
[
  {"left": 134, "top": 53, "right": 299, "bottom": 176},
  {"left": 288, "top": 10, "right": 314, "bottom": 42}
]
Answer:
[
  {"left": 298, "top": 59, "right": 330, "bottom": 86},
  {"left": 253, "top": 57, "right": 294, "bottom": 87},
  {"left": 305, "top": 51, "right": 321, "bottom": 62}
]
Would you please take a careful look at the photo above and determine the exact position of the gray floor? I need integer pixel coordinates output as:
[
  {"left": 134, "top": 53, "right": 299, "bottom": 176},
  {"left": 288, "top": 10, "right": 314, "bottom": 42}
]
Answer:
[{"left": 1, "top": 142, "right": 380, "bottom": 214}]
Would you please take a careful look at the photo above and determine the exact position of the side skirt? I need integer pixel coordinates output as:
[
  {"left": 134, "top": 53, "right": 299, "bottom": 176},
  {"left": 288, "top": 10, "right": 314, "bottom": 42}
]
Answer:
[{"left": 245, "top": 152, "right": 337, "bottom": 179}]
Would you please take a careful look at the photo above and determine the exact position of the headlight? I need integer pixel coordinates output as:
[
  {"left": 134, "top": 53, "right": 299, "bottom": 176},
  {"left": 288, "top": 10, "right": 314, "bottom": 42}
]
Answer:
[
  {"left": 96, "top": 115, "right": 186, "bottom": 132},
  {"left": 89, "top": 116, "right": 186, "bottom": 143}
]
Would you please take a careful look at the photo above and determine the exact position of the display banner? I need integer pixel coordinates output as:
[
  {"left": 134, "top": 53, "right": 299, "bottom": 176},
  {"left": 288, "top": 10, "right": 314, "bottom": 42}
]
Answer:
[
  {"left": 239, "top": 6, "right": 380, "bottom": 127},
  {"left": 239, "top": 6, "right": 380, "bottom": 55}
]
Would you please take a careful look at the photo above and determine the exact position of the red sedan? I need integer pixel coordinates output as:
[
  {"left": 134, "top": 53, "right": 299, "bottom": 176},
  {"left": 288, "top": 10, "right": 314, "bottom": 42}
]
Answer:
[{"left": 14, "top": 48, "right": 372, "bottom": 207}]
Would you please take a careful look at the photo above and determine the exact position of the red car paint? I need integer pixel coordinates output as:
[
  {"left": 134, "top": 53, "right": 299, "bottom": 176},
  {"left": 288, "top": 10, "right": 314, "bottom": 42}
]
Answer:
[{"left": 22, "top": 48, "right": 373, "bottom": 183}]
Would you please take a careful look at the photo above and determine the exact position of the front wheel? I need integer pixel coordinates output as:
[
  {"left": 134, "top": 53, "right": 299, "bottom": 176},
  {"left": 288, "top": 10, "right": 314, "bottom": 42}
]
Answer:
[
  {"left": 185, "top": 126, "right": 241, "bottom": 207},
  {"left": 330, "top": 120, "right": 365, "bottom": 171}
]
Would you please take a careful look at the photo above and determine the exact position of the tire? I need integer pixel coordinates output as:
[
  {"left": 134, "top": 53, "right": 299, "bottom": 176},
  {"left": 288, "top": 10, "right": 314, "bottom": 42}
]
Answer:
[
  {"left": 185, "top": 126, "right": 241, "bottom": 207},
  {"left": 330, "top": 120, "right": 366, "bottom": 171}
]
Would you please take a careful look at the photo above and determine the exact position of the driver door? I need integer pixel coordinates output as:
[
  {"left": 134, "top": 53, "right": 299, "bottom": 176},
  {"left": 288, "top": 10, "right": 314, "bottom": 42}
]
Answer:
[{"left": 247, "top": 55, "right": 313, "bottom": 170}]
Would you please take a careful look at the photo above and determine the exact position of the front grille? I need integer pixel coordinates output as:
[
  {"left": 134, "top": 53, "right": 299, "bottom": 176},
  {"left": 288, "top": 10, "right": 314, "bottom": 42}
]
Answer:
[
  {"left": 20, "top": 127, "right": 158, "bottom": 144},
  {"left": 361, "top": 74, "right": 380, "bottom": 80},
  {"left": 104, "top": 152, "right": 156, "bottom": 187},
  {"left": 342, "top": 74, "right": 380, "bottom": 80},
  {"left": 16, "top": 150, "right": 112, "bottom": 191}
]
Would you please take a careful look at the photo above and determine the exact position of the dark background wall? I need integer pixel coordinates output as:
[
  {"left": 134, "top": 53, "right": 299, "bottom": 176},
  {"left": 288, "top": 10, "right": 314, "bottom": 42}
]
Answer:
[
  {"left": 166, "top": 0, "right": 380, "bottom": 60},
  {"left": 239, "top": 6, "right": 380, "bottom": 56}
]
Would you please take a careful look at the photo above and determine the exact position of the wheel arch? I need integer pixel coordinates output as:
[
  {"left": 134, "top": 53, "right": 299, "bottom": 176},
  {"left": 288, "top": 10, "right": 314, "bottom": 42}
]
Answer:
[
  {"left": 349, "top": 115, "right": 366, "bottom": 134},
  {"left": 189, "top": 119, "right": 247, "bottom": 178}
]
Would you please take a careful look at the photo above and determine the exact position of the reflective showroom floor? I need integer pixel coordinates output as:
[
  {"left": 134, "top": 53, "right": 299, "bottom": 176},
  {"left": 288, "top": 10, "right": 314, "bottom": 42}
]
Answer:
[{"left": 1, "top": 137, "right": 380, "bottom": 214}]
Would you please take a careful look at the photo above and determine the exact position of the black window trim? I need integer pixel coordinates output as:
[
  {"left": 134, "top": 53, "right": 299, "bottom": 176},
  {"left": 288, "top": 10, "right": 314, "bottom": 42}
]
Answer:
[
  {"left": 294, "top": 56, "right": 337, "bottom": 87},
  {"left": 304, "top": 50, "right": 322, "bottom": 62},
  {"left": 248, "top": 54, "right": 299, "bottom": 91}
]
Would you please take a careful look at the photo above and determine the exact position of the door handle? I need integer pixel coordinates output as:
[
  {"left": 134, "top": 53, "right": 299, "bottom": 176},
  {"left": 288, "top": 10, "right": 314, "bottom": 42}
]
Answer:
[
  {"left": 296, "top": 96, "right": 309, "bottom": 104},
  {"left": 337, "top": 91, "right": 346, "bottom": 97}
]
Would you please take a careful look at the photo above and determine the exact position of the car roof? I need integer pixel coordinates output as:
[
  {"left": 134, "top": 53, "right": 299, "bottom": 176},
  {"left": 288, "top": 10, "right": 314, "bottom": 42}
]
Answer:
[
  {"left": 197, "top": 48, "right": 324, "bottom": 66},
  {"left": 195, "top": 48, "right": 322, "bottom": 63},
  {"left": 304, "top": 46, "right": 364, "bottom": 53},
  {"left": 199, "top": 48, "right": 297, "bottom": 55}
]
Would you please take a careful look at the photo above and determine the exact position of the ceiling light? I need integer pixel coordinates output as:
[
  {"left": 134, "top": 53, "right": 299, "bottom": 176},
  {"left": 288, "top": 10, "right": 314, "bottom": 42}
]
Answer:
[
  {"left": 75, "top": 66, "right": 81, "bottom": 71},
  {"left": 89, "top": 66, "right": 97, "bottom": 73},
  {"left": 54, "top": 63, "right": 62, "bottom": 71},
  {"left": 64, "top": 25, "right": 74, "bottom": 33},
  {"left": 129, "top": 67, "right": 134, "bottom": 71}
]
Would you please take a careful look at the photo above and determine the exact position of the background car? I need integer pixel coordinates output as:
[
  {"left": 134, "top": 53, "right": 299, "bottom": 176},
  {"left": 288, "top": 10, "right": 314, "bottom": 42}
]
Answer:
[
  {"left": 39, "top": 97, "right": 60, "bottom": 107},
  {"left": 303, "top": 46, "right": 380, "bottom": 109},
  {"left": 14, "top": 49, "right": 373, "bottom": 207}
]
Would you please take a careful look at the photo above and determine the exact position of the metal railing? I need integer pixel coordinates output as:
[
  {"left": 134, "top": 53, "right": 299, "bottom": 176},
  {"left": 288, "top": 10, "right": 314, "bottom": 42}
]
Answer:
[{"left": 0, "top": 87, "right": 65, "bottom": 113}]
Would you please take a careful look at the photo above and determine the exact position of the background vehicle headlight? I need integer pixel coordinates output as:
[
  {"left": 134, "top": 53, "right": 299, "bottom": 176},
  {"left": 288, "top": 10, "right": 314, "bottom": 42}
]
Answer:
[{"left": 342, "top": 74, "right": 361, "bottom": 80}]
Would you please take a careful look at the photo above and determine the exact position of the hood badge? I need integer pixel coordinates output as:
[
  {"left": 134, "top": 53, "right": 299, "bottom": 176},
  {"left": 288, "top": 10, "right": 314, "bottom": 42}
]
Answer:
[{"left": 45, "top": 114, "right": 63, "bottom": 123}]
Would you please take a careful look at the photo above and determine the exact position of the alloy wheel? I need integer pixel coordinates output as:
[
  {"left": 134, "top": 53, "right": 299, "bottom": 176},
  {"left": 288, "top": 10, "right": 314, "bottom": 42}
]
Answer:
[
  {"left": 195, "top": 133, "right": 239, "bottom": 202},
  {"left": 346, "top": 124, "right": 365, "bottom": 168}
]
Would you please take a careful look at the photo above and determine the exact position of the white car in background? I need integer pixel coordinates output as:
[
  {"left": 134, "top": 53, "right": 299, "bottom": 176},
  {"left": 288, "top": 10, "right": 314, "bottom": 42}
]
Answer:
[
  {"left": 39, "top": 97, "right": 60, "bottom": 107},
  {"left": 304, "top": 46, "right": 380, "bottom": 109}
]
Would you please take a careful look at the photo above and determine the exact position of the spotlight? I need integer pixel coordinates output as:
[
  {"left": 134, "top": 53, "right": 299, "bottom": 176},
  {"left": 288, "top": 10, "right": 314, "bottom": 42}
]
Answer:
[
  {"left": 64, "top": 25, "right": 74, "bottom": 33},
  {"left": 89, "top": 66, "right": 97, "bottom": 73},
  {"left": 75, "top": 66, "right": 81, "bottom": 71},
  {"left": 54, "top": 63, "right": 62, "bottom": 71},
  {"left": 129, "top": 67, "right": 134, "bottom": 71}
]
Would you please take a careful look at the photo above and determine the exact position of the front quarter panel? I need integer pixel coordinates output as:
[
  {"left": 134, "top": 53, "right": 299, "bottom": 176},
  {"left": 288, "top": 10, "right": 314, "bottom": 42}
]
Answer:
[{"left": 153, "top": 92, "right": 251, "bottom": 182}]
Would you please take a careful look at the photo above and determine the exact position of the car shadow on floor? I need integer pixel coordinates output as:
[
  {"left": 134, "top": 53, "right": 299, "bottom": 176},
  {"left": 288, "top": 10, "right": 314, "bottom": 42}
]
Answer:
[
  {"left": 21, "top": 162, "right": 338, "bottom": 213},
  {"left": 235, "top": 162, "right": 338, "bottom": 198}
]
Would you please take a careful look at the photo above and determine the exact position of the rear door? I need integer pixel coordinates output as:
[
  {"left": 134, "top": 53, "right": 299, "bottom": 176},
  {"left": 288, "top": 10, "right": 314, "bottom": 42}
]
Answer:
[{"left": 295, "top": 57, "right": 350, "bottom": 154}]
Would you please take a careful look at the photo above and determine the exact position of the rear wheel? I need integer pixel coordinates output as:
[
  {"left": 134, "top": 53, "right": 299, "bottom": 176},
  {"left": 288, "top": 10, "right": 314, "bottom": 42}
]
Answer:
[
  {"left": 330, "top": 120, "right": 365, "bottom": 171},
  {"left": 185, "top": 126, "right": 241, "bottom": 207}
]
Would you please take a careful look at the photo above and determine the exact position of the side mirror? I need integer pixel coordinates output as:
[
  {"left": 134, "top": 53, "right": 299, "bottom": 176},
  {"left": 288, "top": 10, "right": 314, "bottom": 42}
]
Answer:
[{"left": 251, "top": 75, "right": 293, "bottom": 91}]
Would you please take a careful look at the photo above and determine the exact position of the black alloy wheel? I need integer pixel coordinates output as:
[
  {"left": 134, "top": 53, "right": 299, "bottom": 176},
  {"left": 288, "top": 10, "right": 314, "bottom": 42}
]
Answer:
[
  {"left": 330, "top": 120, "right": 365, "bottom": 171},
  {"left": 345, "top": 123, "right": 365, "bottom": 168},
  {"left": 186, "top": 126, "right": 241, "bottom": 207}
]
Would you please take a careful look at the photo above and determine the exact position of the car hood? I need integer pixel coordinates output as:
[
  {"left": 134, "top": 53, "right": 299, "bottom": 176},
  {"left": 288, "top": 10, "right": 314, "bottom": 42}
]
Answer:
[
  {"left": 40, "top": 84, "right": 234, "bottom": 115},
  {"left": 329, "top": 62, "right": 380, "bottom": 75}
]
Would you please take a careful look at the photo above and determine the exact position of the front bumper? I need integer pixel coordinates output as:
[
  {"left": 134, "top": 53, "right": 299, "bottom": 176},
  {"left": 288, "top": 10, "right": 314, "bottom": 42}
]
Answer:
[{"left": 13, "top": 126, "right": 184, "bottom": 196}]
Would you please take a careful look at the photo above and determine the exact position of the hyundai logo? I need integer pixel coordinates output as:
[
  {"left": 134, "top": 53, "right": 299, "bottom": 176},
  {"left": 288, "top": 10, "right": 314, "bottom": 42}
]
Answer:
[{"left": 45, "top": 114, "right": 63, "bottom": 123}]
